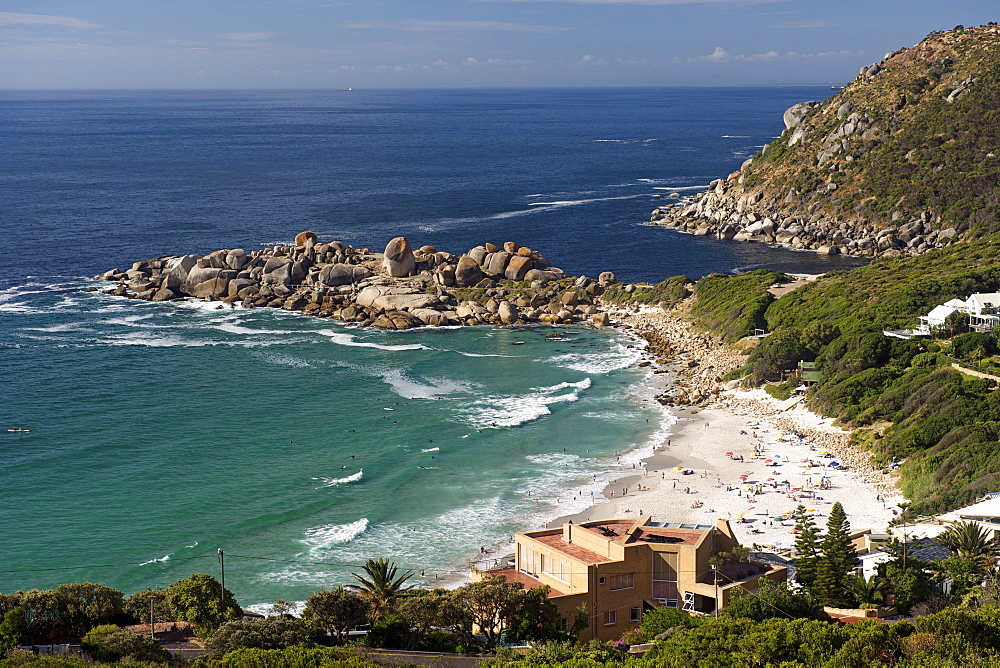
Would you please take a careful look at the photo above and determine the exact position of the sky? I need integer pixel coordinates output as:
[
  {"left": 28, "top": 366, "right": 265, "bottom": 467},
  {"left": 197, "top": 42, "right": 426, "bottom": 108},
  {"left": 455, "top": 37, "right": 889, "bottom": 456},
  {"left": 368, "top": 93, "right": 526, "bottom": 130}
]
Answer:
[{"left": 1, "top": 1, "right": 998, "bottom": 88}]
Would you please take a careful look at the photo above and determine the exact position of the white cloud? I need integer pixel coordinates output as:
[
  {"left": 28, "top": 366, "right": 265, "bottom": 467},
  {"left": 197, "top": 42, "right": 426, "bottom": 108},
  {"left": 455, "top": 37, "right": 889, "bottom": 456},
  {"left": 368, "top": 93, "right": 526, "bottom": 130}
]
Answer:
[
  {"left": 223, "top": 32, "right": 273, "bottom": 41},
  {"left": 0, "top": 12, "right": 99, "bottom": 29},
  {"left": 772, "top": 20, "right": 835, "bottom": 29},
  {"left": 492, "top": 0, "right": 788, "bottom": 5},
  {"left": 679, "top": 46, "right": 860, "bottom": 64},
  {"left": 341, "top": 19, "right": 569, "bottom": 33}
]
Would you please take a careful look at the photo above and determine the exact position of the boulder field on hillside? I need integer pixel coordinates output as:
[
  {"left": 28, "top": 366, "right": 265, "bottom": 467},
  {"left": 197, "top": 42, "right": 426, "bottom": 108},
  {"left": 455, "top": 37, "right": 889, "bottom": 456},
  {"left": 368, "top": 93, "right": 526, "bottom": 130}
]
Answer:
[{"left": 92, "top": 233, "right": 622, "bottom": 330}]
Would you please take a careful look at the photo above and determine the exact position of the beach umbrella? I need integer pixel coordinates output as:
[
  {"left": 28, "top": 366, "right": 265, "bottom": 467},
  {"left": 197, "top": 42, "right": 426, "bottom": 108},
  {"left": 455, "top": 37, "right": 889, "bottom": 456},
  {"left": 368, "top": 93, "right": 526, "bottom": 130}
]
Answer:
[
  {"left": 725, "top": 452, "right": 733, "bottom": 457},
  {"left": 673, "top": 466, "right": 684, "bottom": 471},
  {"left": 766, "top": 478, "right": 775, "bottom": 481},
  {"left": 781, "top": 480, "right": 790, "bottom": 485}
]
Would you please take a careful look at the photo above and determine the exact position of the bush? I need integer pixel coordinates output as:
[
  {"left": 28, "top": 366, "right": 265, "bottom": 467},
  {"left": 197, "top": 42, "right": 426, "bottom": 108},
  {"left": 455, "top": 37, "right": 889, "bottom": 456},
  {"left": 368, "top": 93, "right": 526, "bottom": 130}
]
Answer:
[{"left": 203, "top": 617, "right": 313, "bottom": 659}]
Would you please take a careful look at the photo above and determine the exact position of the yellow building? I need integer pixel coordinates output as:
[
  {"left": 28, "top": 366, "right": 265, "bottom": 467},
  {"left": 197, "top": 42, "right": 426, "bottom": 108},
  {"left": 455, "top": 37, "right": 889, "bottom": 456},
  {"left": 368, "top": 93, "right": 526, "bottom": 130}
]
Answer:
[{"left": 478, "top": 516, "right": 787, "bottom": 642}]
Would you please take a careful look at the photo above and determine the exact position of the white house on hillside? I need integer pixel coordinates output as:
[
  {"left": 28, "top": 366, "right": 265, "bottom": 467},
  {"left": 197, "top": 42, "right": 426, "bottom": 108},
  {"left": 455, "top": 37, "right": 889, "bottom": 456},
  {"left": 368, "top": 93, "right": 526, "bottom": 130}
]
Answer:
[{"left": 899, "top": 293, "right": 1000, "bottom": 337}]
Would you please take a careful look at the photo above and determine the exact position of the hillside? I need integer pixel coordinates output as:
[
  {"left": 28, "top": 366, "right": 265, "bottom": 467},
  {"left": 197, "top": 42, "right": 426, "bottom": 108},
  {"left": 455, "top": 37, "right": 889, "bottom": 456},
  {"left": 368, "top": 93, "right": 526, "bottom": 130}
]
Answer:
[
  {"left": 701, "top": 236, "right": 1000, "bottom": 515},
  {"left": 650, "top": 24, "right": 1000, "bottom": 258}
]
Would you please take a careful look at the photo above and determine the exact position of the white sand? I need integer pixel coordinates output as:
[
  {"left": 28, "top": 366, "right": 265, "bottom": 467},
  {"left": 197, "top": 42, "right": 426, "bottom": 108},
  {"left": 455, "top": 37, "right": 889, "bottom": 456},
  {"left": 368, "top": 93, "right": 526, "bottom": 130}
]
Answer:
[{"left": 564, "top": 391, "right": 903, "bottom": 553}]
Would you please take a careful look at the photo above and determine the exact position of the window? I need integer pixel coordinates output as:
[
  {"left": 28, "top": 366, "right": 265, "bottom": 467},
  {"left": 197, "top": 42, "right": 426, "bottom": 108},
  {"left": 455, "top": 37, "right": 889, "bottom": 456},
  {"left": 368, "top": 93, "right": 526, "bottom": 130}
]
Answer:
[
  {"left": 604, "top": 610, "right": 617, "bottom": 625},
  {"left": 630, "top": 607, "right": 642, "bottom": 622},
  {"left": 653, "top": 552, "right": 679, "bottom": 603},
  {"left": 598, "top": 577, "right": 606, "bottom": 585},
  {"left": 541, "top": 554, "right": 568, "bottom": 583},
  {"left": 609, "top": 573, "right": 635, "bottom": 590},
  {"left": 558, "top": 618, "right": 569, "bottom": 633},
  {"left": 518, "top": 545, "right": 537, "bottom": 576}
]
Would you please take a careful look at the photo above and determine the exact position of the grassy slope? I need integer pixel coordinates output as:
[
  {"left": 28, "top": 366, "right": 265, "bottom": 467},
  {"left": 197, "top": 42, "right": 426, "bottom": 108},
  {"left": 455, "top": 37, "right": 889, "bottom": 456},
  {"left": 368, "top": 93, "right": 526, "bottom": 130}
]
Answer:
[{"left": 692, "top": 238, "right": 1000, "bottom": 514}]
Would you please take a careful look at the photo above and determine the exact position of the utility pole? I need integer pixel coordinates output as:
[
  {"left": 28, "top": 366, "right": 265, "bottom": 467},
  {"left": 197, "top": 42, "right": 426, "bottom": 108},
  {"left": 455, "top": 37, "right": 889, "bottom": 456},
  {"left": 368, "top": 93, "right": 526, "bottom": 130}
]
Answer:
[
  {"left": 712, "top": 565, "right": 719, "bottom": 617},
  {"left": 218, "top": 549, "right": 226, "bottom": 610}
]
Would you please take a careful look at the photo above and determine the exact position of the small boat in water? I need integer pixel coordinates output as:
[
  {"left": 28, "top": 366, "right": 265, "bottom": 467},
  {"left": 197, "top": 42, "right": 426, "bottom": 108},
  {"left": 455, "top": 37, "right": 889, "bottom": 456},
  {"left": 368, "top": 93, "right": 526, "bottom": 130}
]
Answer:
[{"left": 4, "top": 428, "right": 31, "bottom": 433}]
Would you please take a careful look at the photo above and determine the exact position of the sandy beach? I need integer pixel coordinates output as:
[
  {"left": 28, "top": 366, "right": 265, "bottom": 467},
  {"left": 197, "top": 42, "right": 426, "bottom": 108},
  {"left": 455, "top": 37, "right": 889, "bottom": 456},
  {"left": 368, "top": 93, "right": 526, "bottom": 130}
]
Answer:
[{"left": 550, "top": 303, "right": 905, "bottom": 554}]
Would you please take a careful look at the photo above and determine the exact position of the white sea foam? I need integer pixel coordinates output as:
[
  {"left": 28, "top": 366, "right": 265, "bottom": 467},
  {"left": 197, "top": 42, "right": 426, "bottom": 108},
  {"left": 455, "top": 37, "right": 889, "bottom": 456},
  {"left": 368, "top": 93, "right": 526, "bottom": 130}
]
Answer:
[
  {"left": 22, "top": 322, "right": 90, "bottom": 333},
  {"left": 245, "top": 600, "right": 306, "bottom": 617},
  {"left": 174, "top": 298, "right": 240, "bottom": 313},
  {"left": 214, "top": 321, "right": 290, "bottom": 336},
  {"left": 0, "top": 302, "right": 37, "bottom": 314},
  {"left": 377, "top": 368, "right": 475, "bottom": 399},
  {"left": 317, "top": 329, "right": 429, "bottom": 352},
  {"left": 138, "top": 555, "right": 170, "bottom": 566},
  {"left": 652, "top": 184, "right": 712, "bottom": 191},
  {"left": 549, "top": 343, "right": 642, "bottom": 374},
  {"left": 454, "top": 352, "right": 514, "bottom": 358},
  {"left": 314, "top": 469, "right": 363, "bottom": 487},
  {"left": 421, "top": 447, "right": 440, "bottom": 453},
  {"left": 252, "top": 352, "right": 314, "bottom": 368},
  {"left": 104, "top": 313, "right": 160, "bottom": 328},
  {"left": 459, "top": 378, "right": 590, "bottom": 429},
  {"left": 301, "top": 518, "right": 369, "bottom": 555},
  {"left": 103, "top": 331, "right": 222, "bottom": 347},
  {"left": 527, "top": 194, "right": 647, "bottom": 208}
]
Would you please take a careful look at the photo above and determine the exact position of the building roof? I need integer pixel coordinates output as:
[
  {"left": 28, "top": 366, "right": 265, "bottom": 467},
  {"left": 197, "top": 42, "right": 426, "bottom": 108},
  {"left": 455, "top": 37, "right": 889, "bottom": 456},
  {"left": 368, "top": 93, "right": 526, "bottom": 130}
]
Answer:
[
  {"left": 532, "top": 532, "right": 616, "bottom": 565},
  {"left": 968, "top": 293, "right": 1000, "bottom": 312},
  {"left": 939, "top": 496, "right": 1000, "bottom": 522},
  {"left": 627, "top": 527, "right": 704, "bottom": 545},
  {"left": 926, "top": 304, "right": 959, "bottom": 322}
]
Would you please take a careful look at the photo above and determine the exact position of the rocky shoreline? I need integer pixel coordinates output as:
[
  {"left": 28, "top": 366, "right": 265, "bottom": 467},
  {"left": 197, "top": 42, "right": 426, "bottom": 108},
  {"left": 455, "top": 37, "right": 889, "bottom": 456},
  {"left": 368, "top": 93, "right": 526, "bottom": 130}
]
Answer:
[
  {"left": 92, "top": 232, "right": 621, "bottom": 330},
  {"left": 603, "top": 299, "right": 900, "bottom": 495},
  {"left": 645, "top": 60, "right": 966, "bottom": 260},
  {"left": 604, "top": 299, "right": 745, "bottom": 407}
]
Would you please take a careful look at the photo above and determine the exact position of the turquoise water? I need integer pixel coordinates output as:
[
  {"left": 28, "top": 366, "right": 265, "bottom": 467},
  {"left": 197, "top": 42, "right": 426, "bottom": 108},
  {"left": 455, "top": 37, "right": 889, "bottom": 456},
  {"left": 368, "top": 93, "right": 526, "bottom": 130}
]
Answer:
[
  {"left": 1, "top": 280, "right": 661, "bottom": 606},
  {"left": 0, "top": 88, "right": 862, "bottom": 607}
]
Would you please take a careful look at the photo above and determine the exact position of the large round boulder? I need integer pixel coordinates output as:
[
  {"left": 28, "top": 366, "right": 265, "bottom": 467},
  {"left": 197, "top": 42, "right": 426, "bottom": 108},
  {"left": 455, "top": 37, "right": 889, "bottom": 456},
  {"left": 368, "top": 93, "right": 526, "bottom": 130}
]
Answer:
[
  {"left": 295, "top": 231, "right": 319, "bottom": 248},
  {"left": 505, "top": 255, "right": 534, "bottom": 281},
  {"left": 454, "top": 255, "right": 483, "bottom": 288},
  {"left": 383, "top": 237, "right": 416, "bottom": 277},
  {"left": 319, "top": 264, "right": 371, "bottom": 287}
]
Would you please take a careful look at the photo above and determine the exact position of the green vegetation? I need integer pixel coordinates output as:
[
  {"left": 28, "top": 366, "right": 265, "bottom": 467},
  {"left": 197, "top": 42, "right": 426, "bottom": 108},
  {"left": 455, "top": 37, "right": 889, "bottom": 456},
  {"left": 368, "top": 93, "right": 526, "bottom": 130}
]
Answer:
[
  {"left": 702, "top": 237, "right": 1000, "bottom": 514},
  {"left": 689, "top": 270, "right": 785, "bottom": 342},
  {"left": 602, "top": 276, "right": 691, "bottom": 308},
  {"left": 165, "top": 574, "right": 242, "bottom": 635}
]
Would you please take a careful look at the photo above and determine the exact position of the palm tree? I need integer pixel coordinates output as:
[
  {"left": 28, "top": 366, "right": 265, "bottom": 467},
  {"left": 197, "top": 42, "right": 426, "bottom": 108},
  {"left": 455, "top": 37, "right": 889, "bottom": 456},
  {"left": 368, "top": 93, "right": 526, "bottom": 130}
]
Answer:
[
  {"left": 938, "top": 521, "right": 1000, "bottom": 566},
  {"left": 346, "top": 558, "right": 415, "bottom": 622},
  {"left": 848, "top": 574, "right": 886, "bottom": 607}
]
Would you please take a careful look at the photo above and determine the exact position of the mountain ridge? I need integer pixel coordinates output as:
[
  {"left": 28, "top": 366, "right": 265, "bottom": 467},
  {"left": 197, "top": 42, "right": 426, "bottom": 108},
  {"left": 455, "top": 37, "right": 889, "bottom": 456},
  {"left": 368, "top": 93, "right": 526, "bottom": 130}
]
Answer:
[{"left": 649, "top": 23, "right": 1000, "bottom": 259}]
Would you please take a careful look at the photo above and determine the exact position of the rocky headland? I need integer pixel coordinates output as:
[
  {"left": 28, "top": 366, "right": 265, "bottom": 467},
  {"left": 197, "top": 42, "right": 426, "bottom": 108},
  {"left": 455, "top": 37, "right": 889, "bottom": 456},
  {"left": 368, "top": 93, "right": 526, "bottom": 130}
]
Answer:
[
  {"left": 648, "top": 24, "right": 1000, "bottom": 258},
  {"left": 93, "top": 232, "right": 621, "bottom": 330}
]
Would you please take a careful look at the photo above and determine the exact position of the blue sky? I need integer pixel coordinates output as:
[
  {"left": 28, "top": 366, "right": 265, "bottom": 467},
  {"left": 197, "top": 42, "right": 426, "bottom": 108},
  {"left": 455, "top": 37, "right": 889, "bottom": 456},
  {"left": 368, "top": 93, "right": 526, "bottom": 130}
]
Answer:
[{"left": 1, "top": 1, "right": 997, "bottom": 88}]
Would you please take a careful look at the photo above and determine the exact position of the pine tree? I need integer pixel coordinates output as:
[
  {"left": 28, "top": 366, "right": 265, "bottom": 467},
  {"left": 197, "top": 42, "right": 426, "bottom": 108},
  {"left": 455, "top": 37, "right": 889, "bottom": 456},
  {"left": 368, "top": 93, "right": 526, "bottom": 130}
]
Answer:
[
  {"left": 814, "top": 502, "right": 859, "bottom": 607},
  {"left": 793, "top": 505, "right": 822, "bottom": 591}
]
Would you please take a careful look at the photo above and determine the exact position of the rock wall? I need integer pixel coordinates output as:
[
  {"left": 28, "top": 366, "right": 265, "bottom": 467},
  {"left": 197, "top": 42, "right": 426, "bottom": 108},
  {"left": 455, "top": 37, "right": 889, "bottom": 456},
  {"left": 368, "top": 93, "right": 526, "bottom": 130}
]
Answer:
[{"left": 93, "top": 233, "right": 620, "bottom": 330}]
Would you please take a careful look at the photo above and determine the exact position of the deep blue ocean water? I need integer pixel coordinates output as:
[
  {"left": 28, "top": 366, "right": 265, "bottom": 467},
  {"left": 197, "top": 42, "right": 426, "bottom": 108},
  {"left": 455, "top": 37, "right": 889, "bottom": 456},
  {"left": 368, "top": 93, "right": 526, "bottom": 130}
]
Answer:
[{"left": 0, "top": 88, "right": 863, "bottom": 608}]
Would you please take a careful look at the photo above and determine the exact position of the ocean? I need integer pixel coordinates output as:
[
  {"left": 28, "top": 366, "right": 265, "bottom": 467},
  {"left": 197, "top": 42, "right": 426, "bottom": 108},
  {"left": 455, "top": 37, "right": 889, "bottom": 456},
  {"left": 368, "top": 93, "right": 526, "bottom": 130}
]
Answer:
[{"left": 0, "top": 88, "right": 863, "bottom": 608}]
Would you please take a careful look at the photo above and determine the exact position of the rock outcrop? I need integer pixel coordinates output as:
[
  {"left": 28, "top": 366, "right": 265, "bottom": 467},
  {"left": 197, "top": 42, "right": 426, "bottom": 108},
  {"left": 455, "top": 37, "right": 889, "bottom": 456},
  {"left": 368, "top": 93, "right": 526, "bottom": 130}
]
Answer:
[
  {"left": 94, "top": 233, "right": 615, "bottom": 331},
  {"left": 647, "top": 24, "right": 1000, "bottom": 258}
]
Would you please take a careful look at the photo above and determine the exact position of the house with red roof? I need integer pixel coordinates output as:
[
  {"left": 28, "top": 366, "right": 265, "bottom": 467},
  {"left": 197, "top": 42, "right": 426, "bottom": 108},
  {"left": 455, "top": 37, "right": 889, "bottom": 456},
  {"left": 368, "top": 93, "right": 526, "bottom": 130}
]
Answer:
[{"left": 476, "top": 516, "right": 787, "bottom": 642}]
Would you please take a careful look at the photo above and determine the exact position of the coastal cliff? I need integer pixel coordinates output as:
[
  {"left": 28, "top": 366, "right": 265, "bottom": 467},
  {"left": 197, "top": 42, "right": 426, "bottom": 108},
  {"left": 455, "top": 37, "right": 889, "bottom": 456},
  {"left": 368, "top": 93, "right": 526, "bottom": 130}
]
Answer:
[
  {"left": 650, "top": 23, "right": 1000, "bottom": 258},
  {"left": 93, "top": 233, "right": 620, "bottom": 329}
]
